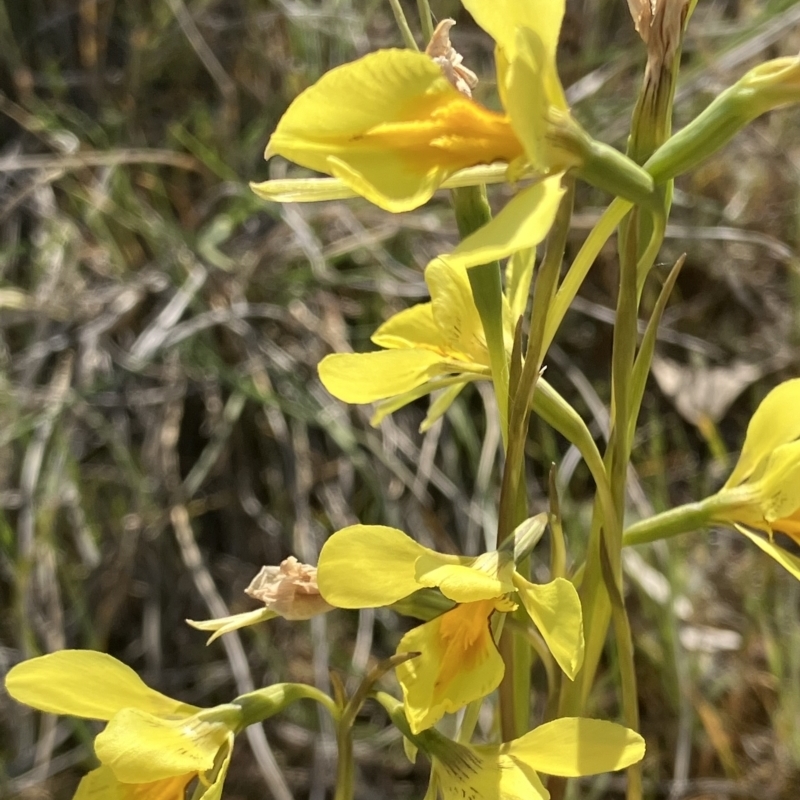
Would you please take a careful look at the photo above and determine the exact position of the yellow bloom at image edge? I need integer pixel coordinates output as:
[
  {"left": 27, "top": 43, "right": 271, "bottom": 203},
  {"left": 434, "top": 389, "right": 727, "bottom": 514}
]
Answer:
[
  {"left": 5, "top": 650, "right": 237, "bottom": 800},
  {"left": 260, "top": 0, "right": 572, "bottom": 213}
]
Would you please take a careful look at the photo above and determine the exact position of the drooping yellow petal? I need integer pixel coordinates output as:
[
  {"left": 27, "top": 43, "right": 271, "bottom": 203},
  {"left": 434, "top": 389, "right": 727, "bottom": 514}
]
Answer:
[
  {"left": 94, "top": 708, "right": 229, "bottom": 783},
  {"left": 737, "top": 525, "right": 800, "bottom": 581},
  {"left": 73, "top": 766, "right": 193, "bottom": 800},
  {"left": 505, "top": 27, "right": 569, "bottom": 171},
  {"left": 461, "top": 0, "right": 565, "bottom": 62},
  {"left": 434, "top": 745, "right": 548, "bottom": 800},
  {"left": 439, "top": 176, "right": 565, "bottom": 271},
  {"left": 420, "top": 383, "right": 469, "bottom": 432},
  {"left": 414, "top": 561, "right": 508, "bottom": 603},
  {"left": 774, "top": 513, "right": 800, "bottom": 545},
  {"left": 725, "top": 378, "right": 800, "bottom": 487},
  {"left": 317, "top": 525, "right": 441, "bottom": 608},
  {"left": 250, "top": 164, "right": 512, "bottom": 205},
  {"left": 396, "top": 600, "right": 504, "bottom": 733},
  {"left": 426, "top": 259, "right": 489, "bottom": 364},
  {"left": 512, "top": 574, "right": 585, "bottom": 679},
  {"left": 265, "top": 49, "right": 523, "bottom": 212},
  {"left": 505, "top": 247, "right": 535, "bottom": 322},
  {"left": 507, "top": 717, "right": 646, "bottom": 777},
  {"left": 318, "top": 350, "right": 454, "bottom": 404},
  {"left": 5, "top": 651, "right": 196, "bottom": 721},
  {"left": 196, "top": 733, "right": 235, "bottom": 800},
  {"left": 750, "top": 440, "right": 800, "bottom": 525},
  {"left": 187, "top": 608, "right": 278, "bottom": 644},
  {"left": 371, "top": 302, "right": 446, "bottom": 352}
]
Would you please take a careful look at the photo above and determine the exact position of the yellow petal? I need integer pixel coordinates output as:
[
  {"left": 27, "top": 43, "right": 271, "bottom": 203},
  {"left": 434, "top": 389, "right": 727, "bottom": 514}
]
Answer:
[
  {"left": 396, "top": 600, "right": 504, "bottom": 733},
  {"left": 505, "top": 27, "right": 564, "bottom": 171},
  {"left": 265, "top": 49, "right": 522, "bottom": 212},
  {"left": 737, "top": 525, "right": 800, "bottom": 581},
  {"left": 251, "top": 164, "right": 512, "bottom": 204},
  {"left": 196, "top": 733, "right": 234, "bottom": 800},
  {"left": 439, "top": 176, "right": 565, "bottom": 271},
  {"left": 755, "top": 440, "right": 800, "bottom": 524},
  {"left": 73, "top": 766, "right": 193, "bottom": 800},
  {"left": 435, "top": 747, "right": 548, "bottom": 800},
  {"left": 5, "top": 651, "right": 195, "bottom": 721},
  {"left": 420, "top": 383, "right": 468, "bottom": 432},
  {"left": 512, "top": 575, "right": 585, "bottom": 679},
  {"left": 414, "top": 560, "right": 508, "bottom": 603},
  {"left": 426, "top": 259, "right": 488, "bottom": 364},
  {"left": 505, "top": 247, "right": 535, "bottom": 322},
  {"left": 95, "top": 708, "right": 229, "bottom": 783},
  {"left": 317, "top": 525, "right": 435, "bottom": 607},
  {"left": 318, "top": 350, "right": 453, "bottom": 404},
  {"left": 725, "top": 378, "right": 800, "bottom": 487},
  {"left": 371, "top": 302, "right": 447, "bottom": 352},
  {"left": 508, "top": 717, "right": 645, "bottom": 777},
  {"left": 461, "top": 0, "right": 565, "bottom": 61},
  {"left": 186, "top": 608, "right": 278, "bottom": 644}
]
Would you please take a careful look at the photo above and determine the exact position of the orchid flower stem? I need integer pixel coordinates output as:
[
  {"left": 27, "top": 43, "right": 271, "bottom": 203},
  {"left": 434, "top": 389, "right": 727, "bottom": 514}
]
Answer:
[
  {"left": 334, "top": 725, "right": 355, "bottom": 800},
  {"left": 622, "top": 494, "right": 741, "bottom": 546},
  {"left": 234, "top": 684, "right": 339, "bottom": 728},
  {"left": 387, "top": 0, "right": 419, "bottom": 51},
  {"left": 543, "top": 197, "right": 632, "bottom": 353},
  {"left": 452, "top": 185, "right": 510, "bottom": 448},
  {"left": 604, "top": 209, "right": 644, "bottom": 800},
  {"left": 494, "top": 184, "right": 575, "bottom": 740},
  {"left": 457, "top": 698, "right": 483, "bottom": 744},
  {"left": 416, "top": 0, "right": 434, "bottom": 42}
]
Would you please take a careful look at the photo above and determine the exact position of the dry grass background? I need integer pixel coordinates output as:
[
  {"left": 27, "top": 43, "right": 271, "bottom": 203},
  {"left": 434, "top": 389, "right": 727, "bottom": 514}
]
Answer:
[{"left": 1, "top": 0, "right": 800, "bottom": 798}]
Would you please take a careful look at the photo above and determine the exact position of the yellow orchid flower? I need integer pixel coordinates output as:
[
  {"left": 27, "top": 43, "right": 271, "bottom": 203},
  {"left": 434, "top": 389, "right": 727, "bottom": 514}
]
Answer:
[
  {"left": 624, "top": 379, "right": 800, "bottom": 580},
  {"left": 428, "top": 717, "right": 645, "bottom": 799},
  {"left": 376, "top": 691, "right": 645, "bottom": 800},
  {"left": 5, "top": 650, "right": 238, "bottom": 800},
  {"left": 255, "top": 3, "right": 572, "bottom": 215},
  {"left": 318, "top": 252, "right": 537, "bottom": 430},
  {"left": 715, "top": 378, "right": 800, "bottom": 579},
  {"left": 317, "top": 524, "right": 584, "bottom": 733}
]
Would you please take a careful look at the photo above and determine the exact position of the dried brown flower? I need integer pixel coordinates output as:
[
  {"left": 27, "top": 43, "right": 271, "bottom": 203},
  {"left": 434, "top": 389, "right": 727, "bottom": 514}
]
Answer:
[
  {"left": 245, "top": 556, "right": 333, "bottom": 620},
  {"left": 425, "top": 19, "right": 479, "bottom": 98}
]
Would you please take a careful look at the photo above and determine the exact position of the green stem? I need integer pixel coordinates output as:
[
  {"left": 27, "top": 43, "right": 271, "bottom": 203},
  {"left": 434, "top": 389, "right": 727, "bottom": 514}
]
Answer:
[
  {"left": 645, "top": 58, "right": 800, "bottom": 184},
  {"left": 532, "top": 379, "right": 616, "bottom": 541},
  {"left": 543, "top": 198, "right": 632, "bottom": 353},
  {"left": 334, "top": 725, "right": 355, "bottom": 800},
  {"left": 452, "top": 186, "right": 510, "bottom": 446},
  {"left": 548, "top": 113, "right": 656, "bottom": 209},
  {"left": 387, "top": 0, "right": 419, "bottom": 50},
  {"left": 605, "top": 211, "right": 643, "bottom": 800},
  {"left": 234, "top": 683, "right": 339, "bottom": 728},
  {"left": 622, "top": 492, "right": 746, "bottom": 546},
  {"left": 416, "top": 0, "right": 434, "bottom": 42}
]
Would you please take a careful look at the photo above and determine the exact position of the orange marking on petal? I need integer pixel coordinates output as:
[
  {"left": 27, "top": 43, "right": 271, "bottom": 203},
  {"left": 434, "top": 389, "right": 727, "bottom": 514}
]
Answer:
[
  {"left": 121, "top": 773, "right": 194, "bottom": 800},
  {"left": 433, "top": 600, "right": 498, "bottom": 696},
  {"left": 356, "top": 97, "right": 524, "bottom": 173}
]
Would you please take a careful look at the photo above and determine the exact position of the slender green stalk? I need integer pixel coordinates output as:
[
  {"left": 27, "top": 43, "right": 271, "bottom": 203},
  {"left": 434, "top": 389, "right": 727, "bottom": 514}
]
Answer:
[
  {"left": 623, "top": 492, "right": 748, "bottom": 546},
  {"left": 495, "top": 185, "right": 574, "bottom": 740},
  {"left": 548, "top": 467, "right": 567, "bottom": 580},
  {"left": 532, "top": 380, "right": 616, "bottom": 543},
  {"left": 645, "top": 57, "right": 800, "bottom": 184},
  {"left": 604, "top": 209, "right": 644, "bottom": 800},
  {"left": 387, "top": 0, "right": 419, "bottom": 50},
  {"left": 334, "top": 725, "right": 355, "bottom": 800},
  {"left": 543, "top": 198, "right": 632, "bottom": 352},
  {"left": 234, "top": 683, "right": 339, "bottom": 728},
  {"left": 416, "top": 0, "right": 434, "bottom": 42},
  {"left": 452, "top": 186, "right": 510, "bottom": 446}
]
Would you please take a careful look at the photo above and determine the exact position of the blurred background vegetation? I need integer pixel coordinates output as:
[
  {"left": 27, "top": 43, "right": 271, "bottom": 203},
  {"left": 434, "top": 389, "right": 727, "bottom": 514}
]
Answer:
[{"left": 1, "top": 0, "right": 800, "bottom": 798}]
